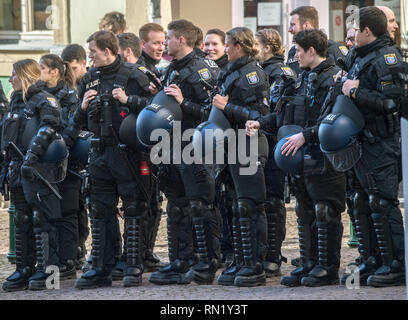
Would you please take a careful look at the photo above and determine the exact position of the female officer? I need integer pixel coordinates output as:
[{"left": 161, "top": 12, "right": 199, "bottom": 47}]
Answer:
[
  {"left": 255, "top": 28, "right": 291, "bottom": 276},
  {"left": 39, "top": 54, "right": 81, "bottom": 280},
  {"left": 204, "top": 29, "right": 229, "bottom": 70},
  {"left": 213, "top": 27, "right": 270, "bottom": 287},
  {"left": 2, "top": 59, "right": 63, "bottom": 291}
]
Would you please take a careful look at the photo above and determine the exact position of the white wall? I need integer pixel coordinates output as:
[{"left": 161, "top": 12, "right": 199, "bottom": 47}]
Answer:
[{"left": 69, "top": 0, "right": 126, "bottom": 45}]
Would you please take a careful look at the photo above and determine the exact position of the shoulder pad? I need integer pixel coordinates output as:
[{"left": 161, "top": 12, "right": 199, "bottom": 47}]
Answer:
[
  {"left": 203, "top": 58, "right": 219, "bottom": 69},
  {"left": 383, "top": 53, "right": 398, "bottom": 66}
]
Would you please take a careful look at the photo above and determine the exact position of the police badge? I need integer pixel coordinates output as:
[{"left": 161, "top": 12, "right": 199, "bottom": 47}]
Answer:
[
  {"left": 246, "top": 72, "right": 259, "bottom": 85},
  {"left": 47, "top": 97, "right": 57, "bottom": 107},
  {"left": 384, "top": 53, "right": 397, "bottom": 65},
  {"left": 198, "top": 68, "right": 211, "bottom": 81}
]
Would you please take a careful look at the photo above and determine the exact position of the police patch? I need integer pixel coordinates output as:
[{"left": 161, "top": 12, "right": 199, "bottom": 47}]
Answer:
[
  {"left": 47, "top": 97, "right": 57, "bottom": 107},
  {"left": 139, "top": 66, "right": 148, "bottom": 73},
  {"left": 339, "top": 46, "right": 349, "bottom": 56},
  {"left": 198, "top": 68, "right": 211, "bottom": 81},
  {"left": 246, "top": 72, "right": 259, "bottom": 85},
  {"left": 281, "top": 67, "right": 294, "bottom": 77},
  {"left": 384, "top": 53, "right": 397, "bottom": 65}
]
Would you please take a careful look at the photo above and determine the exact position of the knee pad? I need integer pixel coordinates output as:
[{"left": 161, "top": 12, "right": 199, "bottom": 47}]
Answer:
[
  {"left": 295, "top": 201, "right": 314, "bottom": 224},
  {"left": 315, "top": 202, "right": 339, "bottom": 223},
  {"left": 265, "top": 196, "right": 284, "bottom": 213},
  {"left": 190, "top": 199, "right": 211, "bottom": 218},
  {"left": 123, "top": 200, "right": 148, "bottom": 218},
  {"left": 90, "top": 203, "right": 113, "bottom": 220},
  {"left": 237, "top": 199, "right": 257, "bottom": 219},
  {"left": 369, "top": 194, "right": 393, "bottom": 216},
  {"left": 32, "top": 210, "right": 47, "bottom": 229},
  {"left": 353, "top": 191, "right": 369, "bottom": 216},
  {"left": 167, "top": 202, "right": 183, "bottom": 219},
  {"left": 14, "top": 211, "right": 31, "bottom": 228}
]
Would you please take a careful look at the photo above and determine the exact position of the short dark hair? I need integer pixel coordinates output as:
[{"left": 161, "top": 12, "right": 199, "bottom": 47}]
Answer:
[
  {"left": 167, "top": 19, "right": 197, "bottom": 48},
  {"left": 194, "top": 25, "right": 203, "bottom": 48},
  {"left": 61, "top": 44, "right": 87, "bottom": 63},
  {"left": 99, "top": 11, "right": 126, "bottom": 35},
  {"left": 294, "top": 29, "right": 328, "bottom": 58},
  {"left": 117, "top": 32, "right": 142, "bottom": 58},
  {"left": 206, "top": 28, "right": 226, "bottom": 44},
  {"left": 290, "top": 6, "right": 319, "bottom": 29},
  {"left": 87, "top": 30, "right": 119, "bottom": 56},
  {"left": 139, "top": 23, "right": 165, "bottom": 42},
  {"left": 359, "top": 6, "right": 387, "bottom": 38}
]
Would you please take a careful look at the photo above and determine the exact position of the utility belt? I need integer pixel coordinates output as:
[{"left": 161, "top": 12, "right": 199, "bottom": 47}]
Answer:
[
  {"left": 303, "top": 142, "right": 326, "bottom": 176},
  {"left": 361, "top": 113, "right": 400, "bottom": 144}
]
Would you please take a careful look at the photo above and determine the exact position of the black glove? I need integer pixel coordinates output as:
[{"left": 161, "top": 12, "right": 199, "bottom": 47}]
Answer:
[{"left": 21, "top": 151, "right": 39, "bottom": 181}]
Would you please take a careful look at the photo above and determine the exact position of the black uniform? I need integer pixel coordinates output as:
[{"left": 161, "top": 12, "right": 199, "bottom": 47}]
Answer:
[
  {"left": 259, "top": 56, "right": 346, "bottom": 287},
  {"left": 73, "top": 56, "right": 153, "bottom": 288},
  {"left": 339, "top": 34, "right": 405, "bottom": 286},
  {"left": 148, "top": 50, "right": 222, "bottom": 285},
  {"left": 214, "top": 54, "right": 229, "bottom": 71},
  {"left": 2, "top": 83, "right": 63, "bottom": 291},
  {"left": 287, "top": 40, "right": 348, "bottom": 76},
  {"left": 42, "top": 80, "right": 81, "bottom": 277},
  {"left": 136, "top": 50, "right": 165, "bottom": 271},
  {"left": 215, "top": 55, "right": 270, "bottom": 287},
  {"left": 261, "top": 55, "right": 292, "bottom": 275}
]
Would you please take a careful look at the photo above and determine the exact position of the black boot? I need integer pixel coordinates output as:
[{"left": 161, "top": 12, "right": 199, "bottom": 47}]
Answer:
[
  {"left": 74, "top": 218, "right": 112, "bottom": 289},
  {"left": 234, "top": 202, "right": 267, "bottom": 287},
  {"left": 187, "top": 201, "right": 221, "bottom": 285},
  {"left": 367, "top": 202, "right": 405, "bottom": 287},
  {"left": 123, "top": 215, "right": 144, "bottom": 287},
  {"left": 217, "top": 217, "right": 243, "bottom": 286},
  {"left": 3, "top": 210, "right": 36, "bottom": 292},
  {"left": 264, "top": 197, "right": 287, "bottom": 277},
  {"left": 148, "top": 204, "right": 192, "bottom": 285},
  {"left": 281, "top": 222, "right": 315, "bottom": 287},
  {"left": 340, "top": 193, "right": 379, "bottom": 285},
  {"left": 59, "top": 259, "right": 77, "bottom": 280}
]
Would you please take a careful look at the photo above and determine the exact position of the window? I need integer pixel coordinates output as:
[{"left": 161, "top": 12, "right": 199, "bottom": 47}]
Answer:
[
  {"left": 244, "top": 0, "right": 283, "bottom": 34},
  {"left": 0, "top": 0, "right": 53, "bottom": 43}
]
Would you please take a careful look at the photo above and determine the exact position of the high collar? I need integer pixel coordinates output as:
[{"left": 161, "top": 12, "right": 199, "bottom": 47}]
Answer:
[
  {"left": 262, "top": 55, "right": 285, "bottom": 68},
  {"left": 194, "top": 48, "right": 207, "bottom": 59},
  {"left": 355, "top": 34, "right": 394, "bottom": 58},
  {"left": 228, "top": 55, "right": 253, "bottom": 73},
  {"left": 98, "top": 55, "right": 122, "bottom": 74},
  {"left": 311, "top": 56, "right": 335, "bottom": 74},
  {"left": 215, "top": 54, "right": 229, "bottom": 69},
  {"left": 142, "top": 50, "right": 160, "bottom": 66},
  {"left": 169, "top": 50, "right": 196, "bottom": 71},
  {"left": 42, "top": 80, "right": 65, "bottom": 95},
  {"left": 25, "top": 82, "right": 43, "bottom": 101}
]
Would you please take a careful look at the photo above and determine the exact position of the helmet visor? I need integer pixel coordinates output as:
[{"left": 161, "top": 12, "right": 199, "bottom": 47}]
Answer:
[{"left": 322, "top": 138, "right": 362, "bottom": 172}]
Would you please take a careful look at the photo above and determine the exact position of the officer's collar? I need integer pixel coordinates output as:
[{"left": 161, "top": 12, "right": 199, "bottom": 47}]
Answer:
[
  {"left": 194, "top": 48, "right": 207, "bottom": 59},
  {"left": 42, "top": 80, "right": 65, "bottom": 95},
  {"left": 311, "top": 56, "right": 335, "bottom": 74},
  {"left": 355, "top": 34, "right": 392, "bottom": 58},
  {"left": 25, "top": 82, "right": 43, "bottom": 101},
  {"left": 228, "top": 55, "right": 253, "bottom": 73},
  {"left": 142, "top": 50, "right": 160, "bottom": 66},
  {"left": 262, "top": 55, "right": 285, "bottom": 68},
  {"left": 98, "top": 55, "right": 122, "bottom": 74},
  {"left": 215, "top": 54, "right": 229, "bottom": 69},
  {"left": 169, "top": 50, "right": 196, "bottom": 71}
]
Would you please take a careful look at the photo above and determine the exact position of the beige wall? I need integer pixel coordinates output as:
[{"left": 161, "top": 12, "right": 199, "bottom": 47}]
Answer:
[
  {"left": 173, "top": 0, "right": 232, "bottom": 34},
  {"left": 125, "top": 0, "right": 150, "bottom": 35},
  {"left": 0, "top": 51, "right": 49, "bottom": 77}
]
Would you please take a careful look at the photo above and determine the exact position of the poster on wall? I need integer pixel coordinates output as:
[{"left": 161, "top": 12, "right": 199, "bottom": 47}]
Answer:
[
  {"left": 258, "top": 2, "right": 281, "bottom": 26},
  {"left": 244, "top": 17, "right": 257, "bottom": 34},
  {"left": 330, "top": 9, "right": 345, "bottom": 43},
  {"left": 374, "top": 0, "right": 401, "bottom": 21}
]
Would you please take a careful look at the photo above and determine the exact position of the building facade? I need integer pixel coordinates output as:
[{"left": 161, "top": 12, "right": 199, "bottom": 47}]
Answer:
[{"left": 0, "top": 0, "right": 406, "bottom": 96}]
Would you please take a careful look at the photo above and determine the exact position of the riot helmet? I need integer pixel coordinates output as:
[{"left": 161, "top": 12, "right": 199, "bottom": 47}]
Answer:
[
  {"left": 119, "top": 113, "right": 151, "bottom": 153},
  {"left": 69, "top": 131, "right": 94, "bottom": 167},
  {"left": 274, "top": 125, "right": 304, "bottom": 175}
]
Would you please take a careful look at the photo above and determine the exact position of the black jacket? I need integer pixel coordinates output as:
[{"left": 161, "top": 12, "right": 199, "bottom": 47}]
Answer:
[
  {"left": 219, "top": 55, "right": 270, "bottom": 129},
  {"left": 214, "top": 54, "right": 229, "bottom": 71},
  {"left": 161, "top": 50, "right": 220, "bottom": 131},
  {"left": 137, "top": 50, "right": 161, "bottom": 77},
  {"left": 259, "top": 56, "right": 339, "bottom": 143}
]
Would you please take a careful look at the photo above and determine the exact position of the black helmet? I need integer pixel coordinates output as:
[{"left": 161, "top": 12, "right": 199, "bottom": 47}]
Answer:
[
  {"left": 136, "top": 91, "right": 182, "bottom": 146},
  {"left": 69, "top": 131, "right": 94, "bottom": 166},
  {"left": 319, "top": 95, "right": 365, "bottom": 172},
  {"left": 192, "top": 107, "right": 231, "bottom": 161},
  {"left": 119, "top": 113, "right": 151, "bottom": 153},
  {"left": 274, "top": 125, "right": 304, "bottom": 175},
  {"left": 34, "top": 133, "right": 69, "bottom": 183}
]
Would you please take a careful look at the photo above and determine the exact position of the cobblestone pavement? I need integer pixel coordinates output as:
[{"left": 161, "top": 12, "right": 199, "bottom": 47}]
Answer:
[{"left": 0, "top": 203, "right": 406, "bottom": 300}]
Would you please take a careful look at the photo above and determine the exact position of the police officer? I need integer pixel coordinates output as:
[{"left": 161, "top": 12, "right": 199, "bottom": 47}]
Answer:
[
  {"left": 288, "top": 6, "right": 348, "bottom": 76},
  {"left": 2, "top": 59, "right": 65, "bottom": 291},
  {"left": 203, "top": 28, "right": 234, "bottom": 266},
  {"left": 138, "top": 23, "right": 166, "bottom": 77},
  {"left": 337, "top": 7, "right": 405, "bottom": 287},
  {"left": 39, "top": 54, "right": 81, "bottom": 280},
  {"left": 116, "top": 31, "right": 165, "bottom": 274},
  {"left": 213, "top": 27, "right": 270, "bottom": 287},
  {"left": 148, "top": 19, "right": 222, "bottom": 286},
  {"left": 73, "top": 30, "right": 152, "bottom": 289},
  {"left": 61, "top": 43, "right": 91, "bottom": 269},
  {"left": 255, "top": 28, "right": 291, "bottom": 276},
  {"left": 247, "top": 29, "right": 346, "bottom": 287}
]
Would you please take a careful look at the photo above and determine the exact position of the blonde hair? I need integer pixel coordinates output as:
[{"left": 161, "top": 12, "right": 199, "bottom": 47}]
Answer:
[
  {"left": 13, "top": 59, "right": 41, "bottom": 102},
  {"left": 256, "top": 28, "right": 285, "bottom": 56},
  {"left": 226, "top": 27, "right": 259, "bottom": 57}
]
